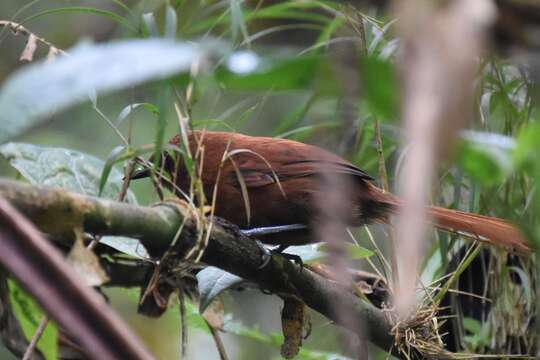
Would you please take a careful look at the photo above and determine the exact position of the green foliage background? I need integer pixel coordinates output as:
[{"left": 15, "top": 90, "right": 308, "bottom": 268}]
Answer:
[{"left": 0, "top": 0, "right": 538, "bottom": 359}]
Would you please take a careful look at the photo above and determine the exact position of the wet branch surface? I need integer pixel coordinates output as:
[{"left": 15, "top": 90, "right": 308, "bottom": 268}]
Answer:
[{"left": 0, "top": 178, "right": 395, "bottom": 353}]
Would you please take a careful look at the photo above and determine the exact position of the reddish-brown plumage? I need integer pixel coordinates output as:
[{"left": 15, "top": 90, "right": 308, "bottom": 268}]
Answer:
[{"left": 147, "top": 130, "right": 529, "bottom": 252}]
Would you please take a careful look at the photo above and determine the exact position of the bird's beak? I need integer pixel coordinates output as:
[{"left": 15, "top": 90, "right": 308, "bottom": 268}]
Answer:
[{"left": 129, "top": 167, "right": 151, "bottom": 180}]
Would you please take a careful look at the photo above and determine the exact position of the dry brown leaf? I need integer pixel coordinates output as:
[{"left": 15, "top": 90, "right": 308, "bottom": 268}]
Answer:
[
  {"left": 46, "top": 46, "right": 60, "bottom": 62},
  {"left": 280, "top": 298, "right": 305, "bottom": 359},
  {"left": 19, "top": 34, "right": 38, "bottom": 62},
  {"left": 202, "top": 297, "right": 225, "bottom": 330},
  {"left": 67, "top": 229, "right": 109, "bottom": 287}
]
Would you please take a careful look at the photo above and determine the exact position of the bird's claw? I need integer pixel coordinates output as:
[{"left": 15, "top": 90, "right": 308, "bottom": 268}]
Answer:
[
  {"left": 254, "top": 241, "right": 304, "bottom": 269},
  {"left": 279, "top": 252, "right": 303, "bottom": 268},
  {"left": 256, "top": 240, "right": 272, "bottom": 270}
]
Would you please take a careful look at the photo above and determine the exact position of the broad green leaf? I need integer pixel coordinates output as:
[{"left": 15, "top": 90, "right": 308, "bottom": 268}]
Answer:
[
  {"left": 184, "top": 301, "right": 211, "bottom": 333},
  {"left": 458, "top": 130, "right": 516, "bottom": 184},
  {"left": 457, "top": 141, "right": 512, "bottom": 185},
  {"left": 98, "top": 236, "right": 150, "bottom": 259},
  {"left": 216, "top": 55, "right": 335, "bottom": 92},
  {"left": 461, "top": 130, "right": 515, "bottom": 151},
  {"left": 0, "top": 142, "right": 151, "bottom": 259},
  {"left": 286, "top": 243, "right": 327, "bottom": 263},
  {"left": 196, "top": 243, "right": 373, "bottom": 313},
  {"left": 462, "top": 317, "right": 482, "bottom": 334},
  {"left": 287, "top": 243, "right": 374, "bottom": 263},
  {"left": 462, "top": 317, "right": 490, "bottom": 349},
  {"left": 514, "top": 121, "right": 540, "bottom": 168},
  {"left": 0, "top": 142, "right": 136, "bottom": 202},
  {"left": 196, "top": 267, "right": 244, "bottom": 313},
  {"left": 0, "top": 39, "right": 205, "bottom": 143},
  {"left": 360, "top": 56, "right": 398, "bottom": 121},
  {"left": 8, "top": 280, "right": 58, "bottom": 360},
  {"left": 187, "top": 297, "right": 349, "bottom": 359},
  {"left": 223, "top": 314, "right": 350, "bottom": 360}
]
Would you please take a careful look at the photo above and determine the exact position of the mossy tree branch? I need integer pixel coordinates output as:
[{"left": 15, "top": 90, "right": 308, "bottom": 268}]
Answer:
[{"left": 0, "top": 178, "right": 394, "bottom": 353}]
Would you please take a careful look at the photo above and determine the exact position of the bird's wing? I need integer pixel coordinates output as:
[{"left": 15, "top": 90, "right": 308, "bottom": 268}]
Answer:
[
  {"left": 227, "top": 158, "right": 374, "bottom": 189},
  {"left": 279, "top": 160, "right": 375, "bottom": 181}
]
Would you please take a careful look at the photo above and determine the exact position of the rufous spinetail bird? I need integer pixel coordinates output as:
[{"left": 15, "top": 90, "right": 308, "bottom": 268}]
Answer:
[{"left": 132, "top": 130, "right": 529, "bottom": 254}]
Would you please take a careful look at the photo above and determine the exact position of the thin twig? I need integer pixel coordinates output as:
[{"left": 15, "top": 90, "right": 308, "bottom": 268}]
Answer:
[
  {"left": 22, "top": 315, "right": 48, "bottom": 360},
  {"left": 207, "top": 323, "right": 229, "bottom": 360},
  {"left": 179, "top": 289, "right": 187, "bottom": 360}
]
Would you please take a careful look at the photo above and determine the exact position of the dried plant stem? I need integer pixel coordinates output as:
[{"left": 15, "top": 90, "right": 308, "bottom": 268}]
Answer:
[
  {"left": 179, "top": 292, "right": 187, "bottom": 359},
  {"left": 0, "top": 20, "right": 66, "bottom": 57},
  {"left": 22, "top": 315, "right": 48, "bottom": 360},
  {"left": 432, "top": 243, "right": 482, "bottom": 305},
  {"left": 373, "top": 119, "right": 389, "bottom": 192},
  {"left": 207, "top": 324, "right": 229, "bottom": 360}
]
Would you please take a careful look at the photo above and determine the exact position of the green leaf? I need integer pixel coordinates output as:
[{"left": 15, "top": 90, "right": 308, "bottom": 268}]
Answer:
[
  {"left": 286, "top": 242, "right": 374, "bottom": 263},
  {"left": 285, "top": 243, "right": 327, "bottom": 263},
  {"left": 514, "top": 121, "right": 540, "bottom": 168},
  {"left": 196, "top": 267, "right": 244, "bottom": 313},
  {"left": 0, "top": 39, "right": 205, "bottom": 143},
  {"left": 0, "top": 143, "right": 152, "bottom": 259},
  {"left": 20, "top": 6, "right": 135, "bottom": 33},
  {"left": 164, "top": 5, "right": 178, "bottom": 39},
  {"left": 457, "top": 141, "right": 512, "bottom": 185},
  {"left": 142, "top": 12, "right": 160, "bottom": 37},
  {"left": 184, "top": 301, "right": 211, "bottom": 333},
  {"left": 360, "top": 56, "right": 398, "bottom": 121},
  {"left": 223, "top": 314, "right": 350, "bottom": 360},
  {"left": 8, "top": 280, "right": 58, "bottom": 360},
  {"left": 230, "top": 0, "right": 249, "bottom": 44},
  {"left": 457, "top": 130, "right": 515, "bottom": 184},
  {"left": 98, "top": 236, "right": 150, "bottom": 259},
  {"left": 462, "top": 317, "right": 482, "bottom": 334},
  {"left": 216, "top": 55, "right": 335, "bottom": 92},
  {"left": 344, "top": 243, "right": 374, "bottom": 259},
  {"left": 0, "top": 142, "right": 136, "bottom": 201},
  {"left": 116, "top": 103, "right": 160, "bottom": 126},
  {"left": 186, "top": 1, "right": 332, "bottom": 34},
  {"left": 99, "top": 145, "right": 126, "bottom": 196}
]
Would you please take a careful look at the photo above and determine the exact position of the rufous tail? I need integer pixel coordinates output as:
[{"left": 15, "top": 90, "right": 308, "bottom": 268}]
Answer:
[
  {"left": 427, "top": 206, "right": 529, "bottom": 253},
  {"left": 368, "top": 184, "right": 530, "bottom": 253}
]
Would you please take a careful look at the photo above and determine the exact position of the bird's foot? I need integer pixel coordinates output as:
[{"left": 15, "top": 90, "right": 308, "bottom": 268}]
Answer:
[
  {"left": 274, "top": 244, "right": 303, "bottom": 268},
  {"left": 242, "top": 225, "right": 306, "bottom": 269},
  {"left": 255, "top": 240, "right": 272, "bottom": 270}
]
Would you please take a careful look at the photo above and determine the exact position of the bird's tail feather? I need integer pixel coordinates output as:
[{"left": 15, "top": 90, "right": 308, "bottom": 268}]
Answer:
[
  {"left": 427, "top": 206, "right": 529, "bottom": 253},
  {"left": 369, "top": 185, "right": 529, "bottom": 253}
]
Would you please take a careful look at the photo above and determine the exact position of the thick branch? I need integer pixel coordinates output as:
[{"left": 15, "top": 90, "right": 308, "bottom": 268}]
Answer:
[
  {"left": 0, "top": 178, "right": 394, "bottom": 352},
  {"left": 0, "top": 194, "right": 155, "bottom": 360},
  {"left": 0, "top": 179, "right": 179, "bottom": 256}
]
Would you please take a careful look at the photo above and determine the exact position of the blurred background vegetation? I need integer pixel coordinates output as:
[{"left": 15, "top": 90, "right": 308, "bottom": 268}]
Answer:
[{"left": 0, "top": 0, "right": 539, "bottom": 359}]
